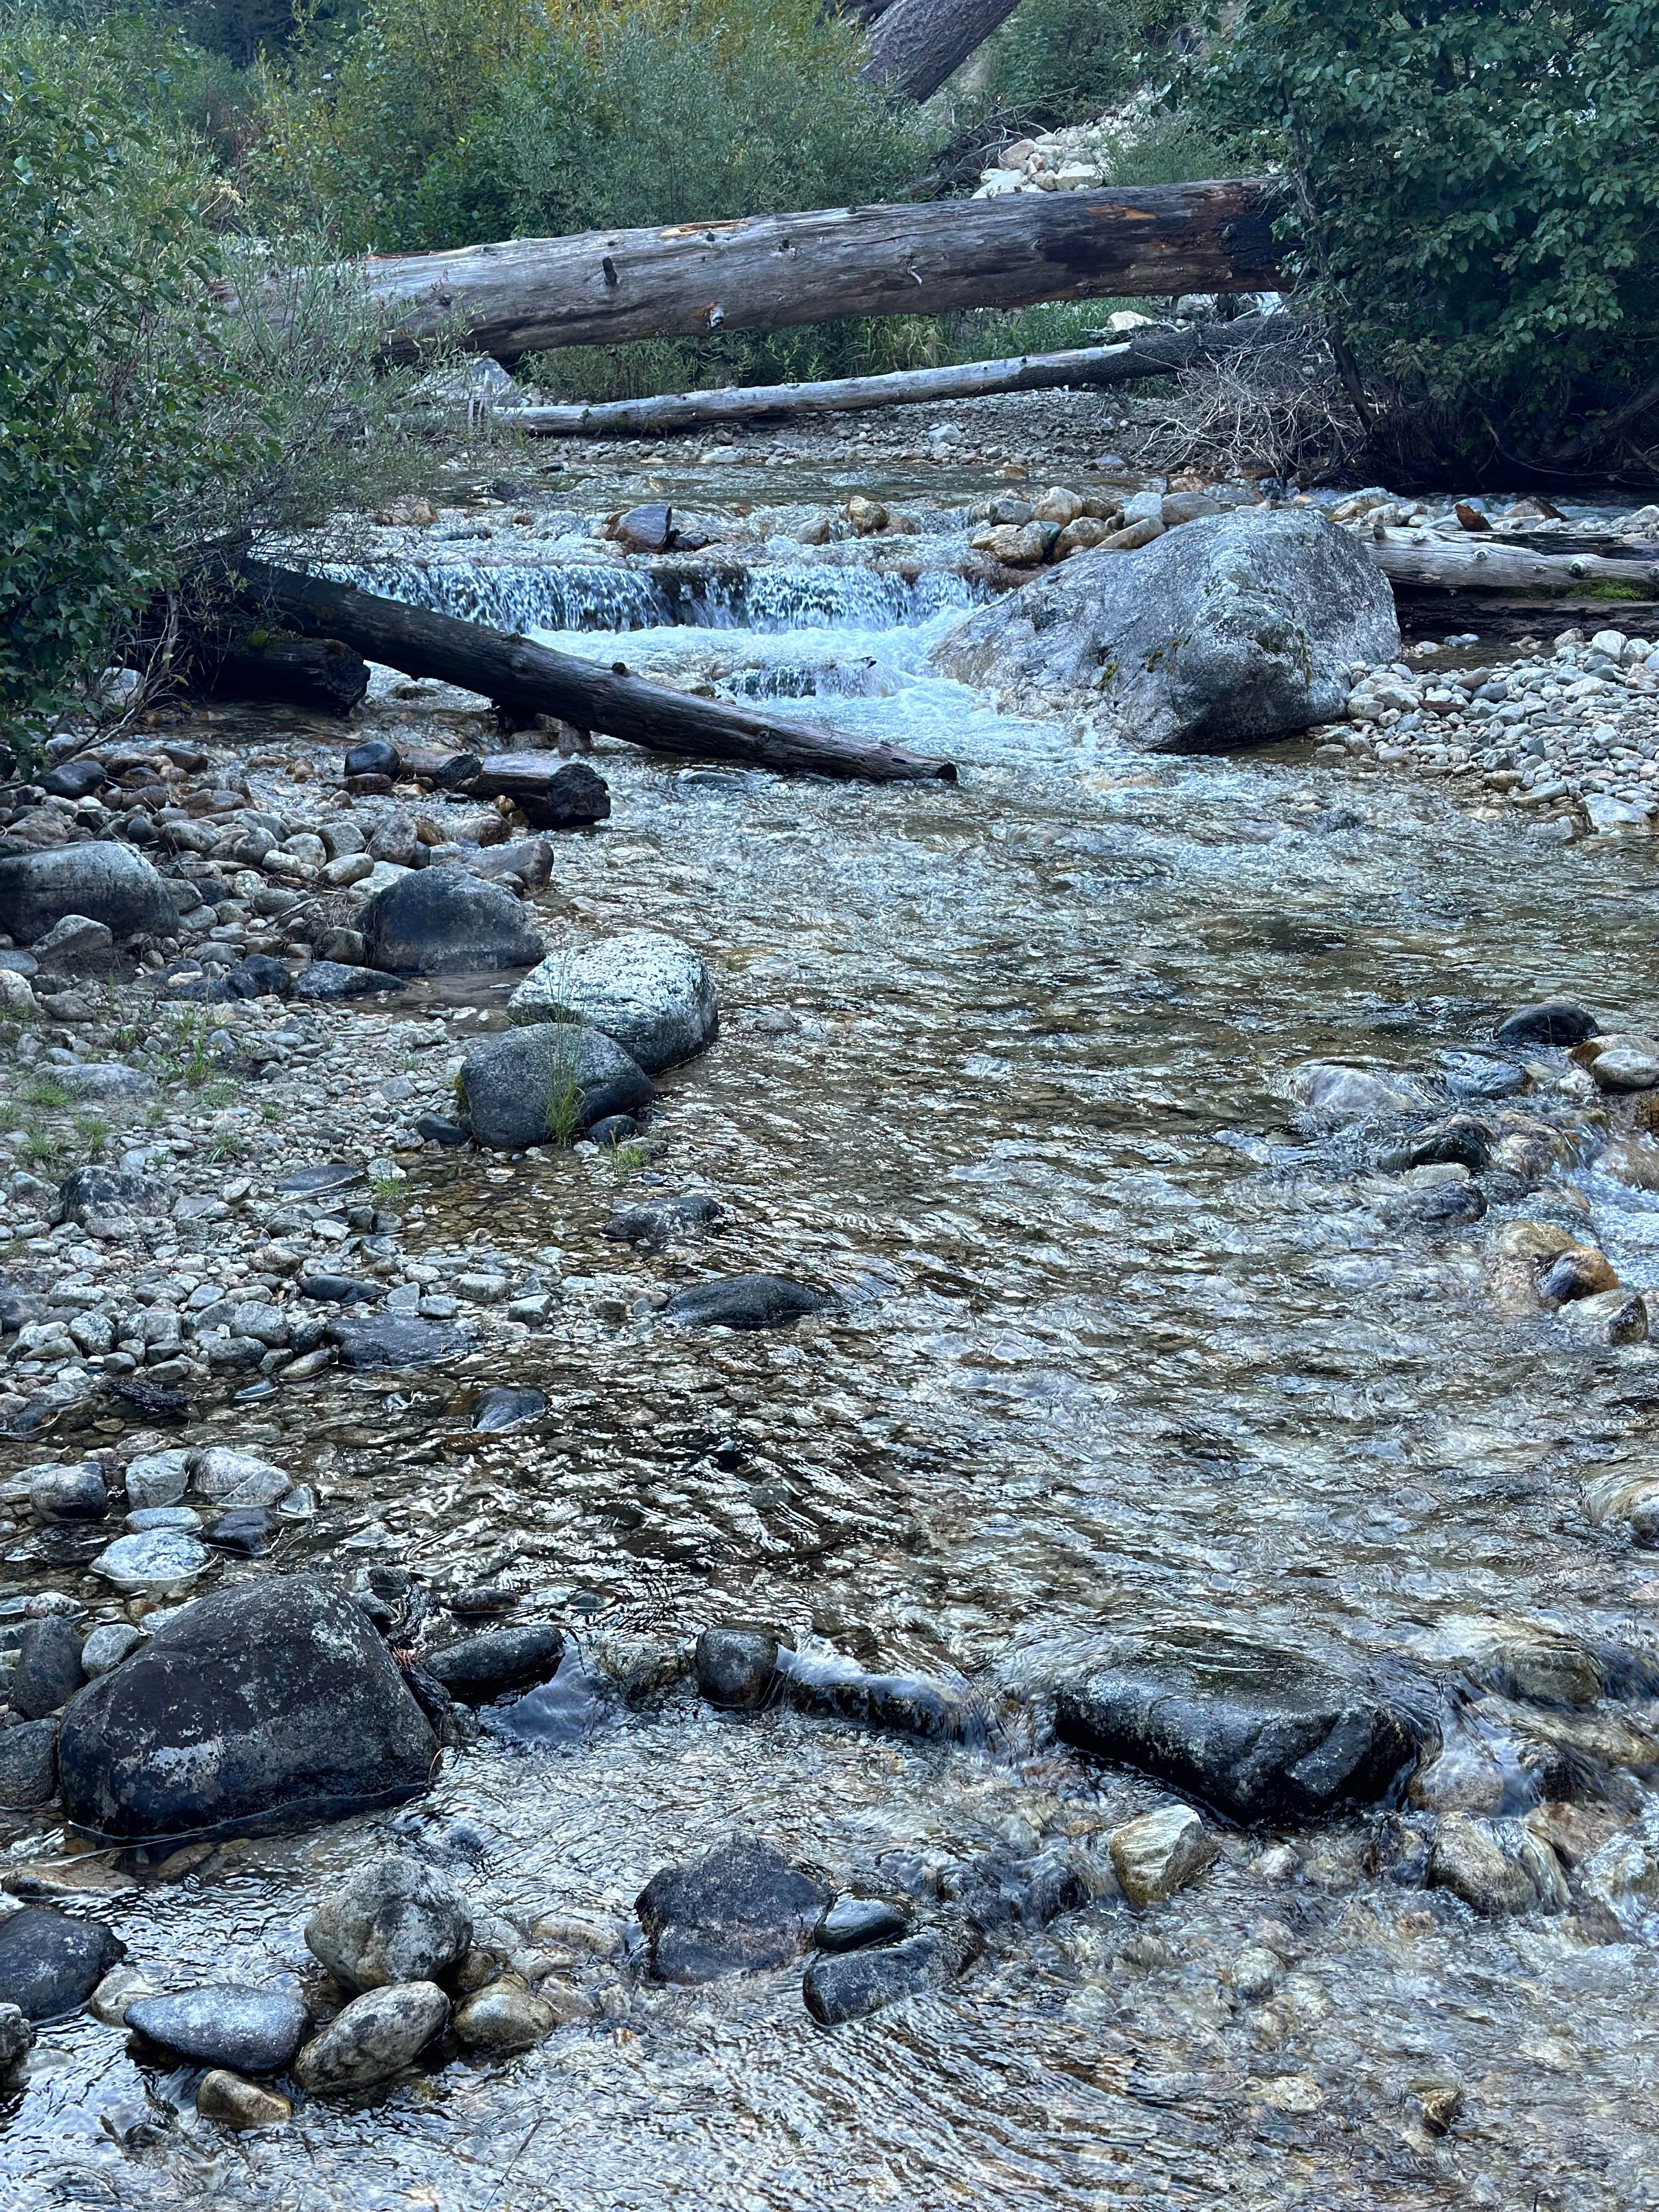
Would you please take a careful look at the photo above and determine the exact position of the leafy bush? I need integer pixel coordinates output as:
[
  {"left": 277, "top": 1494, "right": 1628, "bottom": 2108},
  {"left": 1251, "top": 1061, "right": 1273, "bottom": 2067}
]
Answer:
[
  {"left": 254, "top": 0, "right": 924, "bottom": 254},
  {"left": 1195, "top": 0, "right": 1659, "bottom": 476},
  {"left": 0, "top": 11, "right": 442, "bottom": 761},
  {"left": 979, "top": 0, "right": 1186, "bottom": 126}
]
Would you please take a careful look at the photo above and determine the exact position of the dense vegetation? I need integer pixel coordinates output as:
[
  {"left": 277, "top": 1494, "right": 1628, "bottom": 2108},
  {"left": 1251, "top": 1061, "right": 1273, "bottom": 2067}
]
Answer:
[{"left": 1195, "top": 0, "right": 1659, "bottom": 479}]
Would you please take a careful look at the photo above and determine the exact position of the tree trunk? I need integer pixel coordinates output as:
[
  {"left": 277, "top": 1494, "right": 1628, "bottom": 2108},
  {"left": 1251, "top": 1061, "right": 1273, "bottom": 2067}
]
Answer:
[
  {"left": 1369, "top": 529, "right": 1659, "bottom": 601},
  {"left": 233, "top": 561, "right": 958, "bottom": 785},
  {"left": 514, "top": 318, "right": 1260, "bottom": 438},
  {"left": 354, "top": 183, "right": 1279, "bottom": 363},
  {"left": 202, "top": 633, "right": 370, "bottom": 715},
  {"left": 860, "top": 0, "right": 1026, "bottom": 103}
]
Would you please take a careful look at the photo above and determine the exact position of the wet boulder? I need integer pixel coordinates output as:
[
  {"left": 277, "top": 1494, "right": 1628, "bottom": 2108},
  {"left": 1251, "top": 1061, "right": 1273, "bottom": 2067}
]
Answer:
[
  {"left": 0, "top": 842, "right": 178, "bottom": 946},
  {"left": 458, "top": 1023, "right": 653, "bottom": 1150},
  {"left": 1108, "top": 1805, "right": 1218, "bottom": 1906},
  {"left": 305, "top": 1852, "right": 473, "bottom": 1993},
  {"left": 1292, "top": 1063, "right": 1424, "bottom": 1126},
  {"left": 943, "top": 1848, "right": 1089, "bottom": 1933},
  {"left": 472, "top": 1386, "right": 546, "bottom": 1431},
  {"left": 934, "top": 509, "right": 1399, "bottom": 751},
  {"left": 663, "top": 1274, "right": 827, "bottom": 1331},
  {"left": 0, "top": 1720, "right": 60, "bottom": 1808},
  {"left": 425, "top": 1623, "right": 565, "bottom": 1700},
  {"left": 11, "top": 1616, "right": 85, "bottom": 1718},
  {"left": 815, "top": 1895, "right": 910, "bottom": 1953},
  {"left": 127, "top": 1987, "right": 310, "bottom": 2073},
  {"left": 803, "top": 1920, "right": 980, "bottom": 2025},
  {"left": 362, "top": 865, "right": 544, "bottom": 976},
  {"left": 294, "top": 1981, "right": 448, "bottom": 2092},
  {"left": 1054, "top": 1632, "right": 1425, "bottom": 1825},
  {"left": 777, "top": 1652, "right": 977, "bottom": 1742},
  {"left": 695, "top": 1626, "right": 779, "bottom": 1710},
  {"left": 56, "top": 1577, "right": 438, "bottom": 1842},
  {"left": 1494, "top": 1000, "right": 1599, "bottom": 1051},
  {"left": 326, "top": 1313, "right": 474, "bottom": 1367},
  {"left": 508, "top": 929, "right": 716, "bottom": 1074},
  {"left": 636, "top": 1833, "right": 830, "bottom": 1984},
  {"left": 0, "top": 1906, "right": 123, "bottom": 2020},
  {"left": 469, "top": 755, "right": 611, "bottom": 832},
  {"left": 603, "top": 1192, "right": 723, "bottom": 1250},
  {"left": 292, "top": 960, "right": 407, "bottom": 1002}
]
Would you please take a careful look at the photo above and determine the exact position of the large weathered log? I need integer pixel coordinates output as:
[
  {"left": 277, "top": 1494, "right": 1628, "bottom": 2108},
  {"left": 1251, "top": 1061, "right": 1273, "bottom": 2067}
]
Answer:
[
  {"left": 1369, "top": 529, "right": 1659, "bottom": 601},
  {"left": 357, "top": 183, "right": 1279, "bottom": 362},
  {"left": 514, "top": 318, "right": 1259, "bottom": 439},
  {"left": 861, "top": 0, "right": 1026, "bottom": 103},
  {"left": 233, "top": 562, "right": 957, "bottom": 784}
]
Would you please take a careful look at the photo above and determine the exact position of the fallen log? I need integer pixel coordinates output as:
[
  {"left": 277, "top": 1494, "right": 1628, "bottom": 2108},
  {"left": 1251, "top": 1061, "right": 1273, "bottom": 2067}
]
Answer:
[
  {"left": 232, "top": 561, "right": 957, "bottom": 784},
  {"left": 353, "top": 182, "right": 1279, "bottom": 362},
  {"left": 861, "top": 0, "right": 1026, "bottom": 104},
  {"left": 201, "top": 632, "right": 370, "bottom": 715},
  {"left": 513, "top": 318, "right": 1259, "bottom": 439},
  {"left": 1369, "top": 529, "right": 1659, "bottom": 603}
]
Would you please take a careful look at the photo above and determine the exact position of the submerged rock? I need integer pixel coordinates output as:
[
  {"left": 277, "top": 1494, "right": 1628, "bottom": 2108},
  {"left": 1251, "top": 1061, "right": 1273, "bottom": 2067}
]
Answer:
[
  {"left": 663, "top": 1274, "right": 827, "bottom": 1331},
  {"left": 636, "top": 1833, "right": 829, "bottom": 1984},
  {"left": 507, "top": 929, "right": 716, "bottom": 1074},
  {"left": 1109, "top": 1805, "right": 1218, "bottom": 1906},
  {"left": 294, "top": 1980, "right": 449, "bottom": 2092},
  {"left": 1055, "top": 1632, "right": 1425, "bottom": 1824},
  {"left": 305, "top": 1853, "right": 473, "bottom": 1993},
  {"left": 326, "top": 1315, "right": 474, "bottom": 1368},
  {"left": 458, "top": 1023, "right": 654, "bottom": 1149},
  {"left": 196, "top": 2070, "right": 293, "bottom": 2129},
  {"left": 452, "top": 1978, "right": 555, "bottom": 2053},
  {"left": 1494, "top": 1000, "right": 1599, "bottom": 1049},
  {"left": 127, "top": 1987, "right": 309, "bottom": 2073},
  {"left": 934, "top": 509, "right": 1398, "bottom": 751},
  {"left": 815, "top": 1895, "right": 911, "bottom": 1953},
  {"left": 695, "top": 1626, "right": 779, "bottom": 1710},
  {"left": 0, "top": 1906, "right": 123, "bottom": 2021},
  {"left": 426, "top": 1623, "right": 564, "bottom": 1700},
  {"left": 57, "top": 1577, "right": 437, "bottom": 1842},
  {"left": 803, "top": 1920, "right": 980, "bottom": 2025},
  {"left": 472, "top": 1385, "right": 548, "bottom": 1431},
  {"left": 603, "top": 1192, "right": 723, "bottom": 1250}
]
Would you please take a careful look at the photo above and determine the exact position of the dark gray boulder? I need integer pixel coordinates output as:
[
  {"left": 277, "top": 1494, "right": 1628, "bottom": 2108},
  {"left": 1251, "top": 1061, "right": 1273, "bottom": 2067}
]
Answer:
[
  {"left": 664, "top": 1274, "right": 826, "bottom": 1331},
  {"left": 636, "top": 1834, "right": 829, "bottom": 1984},
  {"left": 472, "top": 1386, "right": 546, "bottom": 1431},
  {"left": 458, "top": 1023, "right": 653, "bottom": 1150},
  {"left": 0, "top": 1906, "right": 123, "bottom": 2020},
  {"left": 941, "top": 1848, "right": 1088, "bottom": 1934},
  {"left": 695, "top": 1627, "right": 778, "bottom": 1710},
  {"left": 935, "top": 507, "right": 1400, "bottom": 752},
  {"left": 426, "top": 1623, "right": 564, "bottom": 1700},
  {"left": 127, "top": 1987, "right": 309, "bottom": 2073},
  {"left": 222, "top": 955, "right": 291, "bottom": 1000},
  {"left": 58, "top": 1166, "right": 163, "bottom": 1229},
  {"left": 0, "top": 842, "right": 178, "bottom": 945},
  {"left": 297, "top": 1273, "right": 386, "bottom": 1306},
  {"left": 815, "top": 1895, "right": 910, "bottom": 1953},
  {"left": 56, "top": 1576, "right": 437, "bottom": 1843},
  {"left": 1494, "top": 1000, "right": 1600, "bottom": 1049},
  {"left": 803, "top": 1921, "right": 980, "bottom": 2025},
  {"left": 1054, "top": 1631, "right": 1426, "bottom": 1824},
  {"left": 776, "top": 1652, "right": 978, "bottom": 1742},
  {"left": 292, "top": 961, "right": 406, "bottom": 1001},
  {"left": 11, "top": 1617, "right": 84, "bottom": 1719},
  {"left": 0, "top": 1720, "right": 59, "bottom": 1808},
  {"left": 362, "top": 865, "right": 544, "bottom": 976},
  {"left": 325, "top": 1315, "right": 473, "bottom": 1368}
]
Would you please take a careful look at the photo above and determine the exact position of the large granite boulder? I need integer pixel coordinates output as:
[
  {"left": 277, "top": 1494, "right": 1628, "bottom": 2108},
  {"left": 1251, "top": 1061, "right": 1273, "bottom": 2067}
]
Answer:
[
  {"left": 0, "top": 842, "right": 178, "bottom": 946},
  {"left": 934, "top": 508, "right": 1399, "bottom": 752},
  {"left": 458, "top": 1022, "right": 653, "bottom": 1149},
  {"left": 361, "top": 865, "right": 544, "bottom": 975},
  {"left": 57, "top": 1577, "right": 437, "bottom": 1842},
  {"left": 508, "top": 930, "right": 716, "bottom": 1074},
  {"left": 1054, "top": 1630, "right": 1427, "bottom": 1823}
]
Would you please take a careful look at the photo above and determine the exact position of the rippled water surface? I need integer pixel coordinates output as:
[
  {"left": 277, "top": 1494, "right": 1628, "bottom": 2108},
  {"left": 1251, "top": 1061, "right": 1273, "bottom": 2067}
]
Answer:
[{"left": 9, "top": 512, "right": 1659, "bottom": 2211}]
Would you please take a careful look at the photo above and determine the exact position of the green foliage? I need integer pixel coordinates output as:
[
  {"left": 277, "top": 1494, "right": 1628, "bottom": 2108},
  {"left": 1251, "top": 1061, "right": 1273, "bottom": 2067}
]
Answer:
[
  {"left": 1194, "top": 0, "right": 1659, "bottom": 471},
  {"left": 254, "top": 0, "right": 924, "bottom": 255},
  {"left": 980, "top": 0, "right": 1185, "bottom": 125}
]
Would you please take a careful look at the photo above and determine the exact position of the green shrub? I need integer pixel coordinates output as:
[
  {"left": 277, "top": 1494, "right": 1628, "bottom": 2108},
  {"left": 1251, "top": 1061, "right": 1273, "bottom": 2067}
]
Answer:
[
  {"left": 254, "top": 0, "right": 925, "bottom": 255},
  {"left": 0, "top": 10, "right": 444, "bottom": 763},
  {"left": 980, "top": 0, "right": 1186, "bottom": 126},
  {"left": 1195, "top": 0, "right": 1659, "bottom": 475}
]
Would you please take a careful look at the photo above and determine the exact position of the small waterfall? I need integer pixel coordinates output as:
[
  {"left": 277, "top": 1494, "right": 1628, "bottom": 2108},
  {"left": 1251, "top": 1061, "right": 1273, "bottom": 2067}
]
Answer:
[{"left": 329, "top": 560, "right": 979, "bottom": 637}]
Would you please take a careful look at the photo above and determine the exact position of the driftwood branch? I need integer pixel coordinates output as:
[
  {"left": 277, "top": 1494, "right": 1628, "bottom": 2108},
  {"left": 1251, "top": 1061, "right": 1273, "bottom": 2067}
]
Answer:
[
  {"left": 1368, "top": 529, "right": 1659, "bottom": 601},
  {"left": 230, "top": 561, "right": 957, "bottom": 784},
  {"left": 514, "top": 318, "right": 1263, "bottom": 438},
  {"left": 348, "top": 183, "right": 1280, "bottom": 363}
]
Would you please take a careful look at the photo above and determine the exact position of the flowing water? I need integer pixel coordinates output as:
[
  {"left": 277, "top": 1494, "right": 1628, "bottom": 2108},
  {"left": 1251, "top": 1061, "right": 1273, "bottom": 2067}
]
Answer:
[{"left": 10, "top": 507, "right": 1659, "bottom": 2210}]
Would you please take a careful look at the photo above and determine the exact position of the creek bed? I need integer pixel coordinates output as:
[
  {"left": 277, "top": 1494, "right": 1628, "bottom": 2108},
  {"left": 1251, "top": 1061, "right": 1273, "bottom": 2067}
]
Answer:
[{"left": 5, "top": 495, "right": 1659, "bottom": 2211}]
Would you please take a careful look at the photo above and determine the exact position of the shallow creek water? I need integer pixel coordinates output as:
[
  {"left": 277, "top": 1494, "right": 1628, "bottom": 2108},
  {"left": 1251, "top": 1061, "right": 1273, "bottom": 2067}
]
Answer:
[{"left": 9, "top": 490, "right": 1659, "bottom": 2210}]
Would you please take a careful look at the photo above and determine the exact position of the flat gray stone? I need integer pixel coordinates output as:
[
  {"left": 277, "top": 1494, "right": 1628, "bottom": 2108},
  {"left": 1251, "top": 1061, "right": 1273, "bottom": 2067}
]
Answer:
[
  {"left": 127, "top": 1986, "right": 309, "bottom": 2073},
  {"left": 509, "top": 930, "right": 716, "bottom": 1073}
]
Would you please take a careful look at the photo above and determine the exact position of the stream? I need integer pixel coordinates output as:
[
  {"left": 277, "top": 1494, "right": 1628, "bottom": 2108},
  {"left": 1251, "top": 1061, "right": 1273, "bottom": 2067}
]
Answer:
[{"left": 7, "top": 475, "right": 1659, "bottom": 2211}]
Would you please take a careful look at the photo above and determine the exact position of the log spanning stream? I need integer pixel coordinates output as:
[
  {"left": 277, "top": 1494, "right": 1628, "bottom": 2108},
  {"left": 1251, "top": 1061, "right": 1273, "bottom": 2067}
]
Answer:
[{"left": 7, "top": 479, "right": 1659, "bottom": 2209}]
